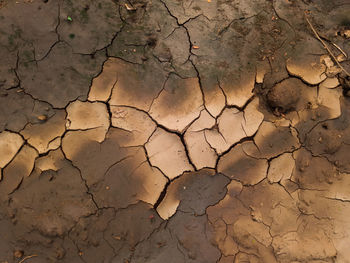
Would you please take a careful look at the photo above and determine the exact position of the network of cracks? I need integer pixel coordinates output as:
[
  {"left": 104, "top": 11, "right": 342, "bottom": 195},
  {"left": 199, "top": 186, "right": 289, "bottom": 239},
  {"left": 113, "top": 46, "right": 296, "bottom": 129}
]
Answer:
[{"left": 1, "top": 0, "right": 350, "bottom": 262}]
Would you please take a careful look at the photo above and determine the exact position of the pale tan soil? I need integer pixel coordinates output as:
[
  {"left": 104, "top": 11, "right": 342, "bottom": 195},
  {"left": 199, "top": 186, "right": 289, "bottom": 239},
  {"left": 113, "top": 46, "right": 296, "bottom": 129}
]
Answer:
[{"left": 0, "top": 0, "right": 350, "bottom": 262}]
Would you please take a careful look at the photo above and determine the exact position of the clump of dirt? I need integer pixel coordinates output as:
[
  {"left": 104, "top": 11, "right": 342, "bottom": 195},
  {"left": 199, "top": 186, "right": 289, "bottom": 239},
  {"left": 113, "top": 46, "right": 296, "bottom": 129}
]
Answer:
[{"left": 267, "top": 78, "right": 301, "bottom": 113}]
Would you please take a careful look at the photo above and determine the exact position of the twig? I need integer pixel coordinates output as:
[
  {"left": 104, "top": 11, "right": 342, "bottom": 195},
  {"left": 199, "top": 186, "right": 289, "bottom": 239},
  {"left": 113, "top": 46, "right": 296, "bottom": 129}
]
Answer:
[
  {"left": 304, "top": 13, "right": 350, "bottom": 77},
  {"left": 18, "top": 255, "right": 38, "bottom": 263},
  {"left": 320, "top": 35, "right": 348, "bottom": 58}
]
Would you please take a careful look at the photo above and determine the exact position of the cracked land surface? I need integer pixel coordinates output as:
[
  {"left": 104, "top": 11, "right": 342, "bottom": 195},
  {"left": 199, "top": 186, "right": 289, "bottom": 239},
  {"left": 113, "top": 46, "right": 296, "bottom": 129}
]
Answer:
[{"left": 1, "top": 0, "right": 350, "bottom": 262}]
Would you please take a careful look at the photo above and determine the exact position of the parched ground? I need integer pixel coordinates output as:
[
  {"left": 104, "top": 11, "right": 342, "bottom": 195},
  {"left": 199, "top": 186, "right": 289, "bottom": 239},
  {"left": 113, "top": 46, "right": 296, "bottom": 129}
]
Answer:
[{"left": 1, "top": 0, "right": 350, "bottom": 262}]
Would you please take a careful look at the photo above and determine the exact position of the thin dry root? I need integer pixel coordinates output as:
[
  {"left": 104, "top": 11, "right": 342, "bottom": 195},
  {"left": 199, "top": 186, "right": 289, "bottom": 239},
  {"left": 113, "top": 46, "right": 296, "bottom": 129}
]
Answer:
[
  {"left": 305, "top": 13, "right": 350, "bottom": 77},
  {"left": 18, "top": 255, "right": 38, "bottom": 263}
]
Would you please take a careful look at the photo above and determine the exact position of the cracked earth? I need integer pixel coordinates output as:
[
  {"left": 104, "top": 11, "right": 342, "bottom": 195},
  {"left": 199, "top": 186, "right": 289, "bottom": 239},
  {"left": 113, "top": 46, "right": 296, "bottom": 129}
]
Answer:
[{"left": 1, "top": 0, "right": 350, "bottom": 262}]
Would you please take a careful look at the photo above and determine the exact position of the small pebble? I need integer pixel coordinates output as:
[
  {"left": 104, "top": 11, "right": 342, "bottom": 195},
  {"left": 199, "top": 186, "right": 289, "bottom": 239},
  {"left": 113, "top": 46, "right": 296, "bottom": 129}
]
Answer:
[
  {"left": 13, "top": 250, "right": 23, "bottom": 258},
  {"left": 37, "top": 115, "right": 47, "bottom": 121}
]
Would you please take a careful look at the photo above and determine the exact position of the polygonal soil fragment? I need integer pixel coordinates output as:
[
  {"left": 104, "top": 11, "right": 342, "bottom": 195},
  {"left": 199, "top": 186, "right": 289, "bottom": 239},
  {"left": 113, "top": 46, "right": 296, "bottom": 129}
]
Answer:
[
  {"left": 62, "top": 128, "right": 134, "bottom": 186},
  {"left": 153, "top": 27, "right": 195, "bottom": 78},
  {"left": 110, "top": 106, "right": 156, "bottom": 147},
  {"left": 59, "top": 0, "right": 123, "bottom": 54},
  {"left": 0, "top": 131, "right": 24, "bottom": 168},
  {"left": 317, "top": 86, "right": 342, "bottom": 119},
  {"left": 132, "top": 212, "right": 221, "bottom": 263},
  {"left": 108, "top": 0, "right": 178, "bottom": 64},
  {"left": 88, "top": 58, "right": 119, "bottom": 102},
  {"left": 286, "top": 54, "right": 326, "bottom": 85},
  {"left": 296, "top": 188, "right": 350, "bottom": 262},
  {"left": 91, "top": 147, "right": 167, "bottom": 209},
  {"left": 186, "top": 110, "right": 216, "bottom": 132},
  {"left": 0, "top": 0, "right": 58, "bottom": 59},
  {"left": 319, "top": 77, "right": 339, "bottom": 89},
  {"left": 109, "top": 58, "right": 168, "bottom": 112},
  {"left": 20, "top": 110, "right": 66, "bottom": 154},
  {"left": 203, "top": 82, "right": 226, "bottom": 118},
  {"left": 218, "top": 143, "right": 268, "bottom": 185},
  {"left": 221, "top": 70, "right": 255, "bottom": 107},
  {"left": 184, "top": 131, "right": 217, "bottom": 169},
  {"left": 62, "top": 127, "right": 109, "bottom": 164},
  {"left": 157, "top": 169, "right": 229, "bottom": 220},
  {"left": 184, "top": 110, "right": 217, "bottom": 169},
  {"left": 205, "top": 98, "right": 264, "bottom": 154},
  {"left": 242, "top": 97, "right": 264, "bottom": 136},
  {"left": 66, "top": 100, "right": 109, "bottom": 139},
  {"left": 69, "top": 208, "right": 115, "bottom": 262},
  {"left": 104, "top": 202, "right": 163, "bottom": 262},
  {"left": 8, "top": 164, "right": 97, "bottom": 237},
  {"left": 0, "top": 89, "right": 55, "bottom": 132},
  {"left": 145, "top": 128, "right": 193, "bottom": 179},
  {"left": 18, "top": 42, "right": 106, "bottom": 108},
  {"left": 208, "top": 181, "right": 284, "bottom": 261},
  {"left": 239, "top": 181, "right": 299, "bottom": 237},
  {"left": 35, "top": 148, "right": 66, "bottom": 173},
  {"left": 292, "top": 148, "right": 339, "bottom": 190},
  {"left": 243, "top": 121, "right": 300, "bottom": 159},
  {"left": 0, "top": 145, "right": 37, "bottom": 197},
  {"left": 149, "top": 74, "right": 203, "bottom": 133},
  {"left": 272, "top": 215, "right": 337, "bottom": 262},
  {"left": 216, "top": 108, "right": 247, "bottom": 146},
  {"left": 204, "top": 124, "right": 231, "bottom": 153},
  {"left": 267, "top": 153, "right": 295, "bottom": 183},
  {"left": 207, "top": 181, "right": 248, "bottom": 256}
]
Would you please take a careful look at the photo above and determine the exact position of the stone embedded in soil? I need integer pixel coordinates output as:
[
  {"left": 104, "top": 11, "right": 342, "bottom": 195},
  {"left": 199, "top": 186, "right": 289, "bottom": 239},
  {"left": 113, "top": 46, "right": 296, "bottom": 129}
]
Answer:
[
  {"left": 66, "top": 100, "right": 109, "bottom": 138},
  {"left": 110, "top": 106, "right": 156, "bottom": 147},
  {"left": 0, "top": 131, "right": 24, "bottom": 168},
  {"left": 286, "top": 55, "right": 326, "bottom": 85},
  {"left": 20, "top": 110, "right": 66, "bottom": 154},
  {"left": 149, "top": 74, "right": 203, "bottom": 133},
  {"left": 218, "top": 143, "right": 268, "bottom": 185},
  {"left": 145, "top": 128, "right": 193, "bottom": 179}
]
